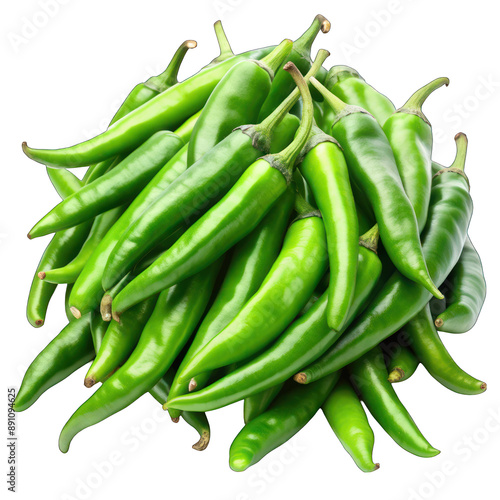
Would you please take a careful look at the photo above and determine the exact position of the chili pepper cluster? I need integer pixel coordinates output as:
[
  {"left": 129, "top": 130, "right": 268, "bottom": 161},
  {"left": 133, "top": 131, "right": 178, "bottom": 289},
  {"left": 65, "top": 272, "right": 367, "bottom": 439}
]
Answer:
[{"left": 16, "top": 14, "right": 487, "bottom": 473}]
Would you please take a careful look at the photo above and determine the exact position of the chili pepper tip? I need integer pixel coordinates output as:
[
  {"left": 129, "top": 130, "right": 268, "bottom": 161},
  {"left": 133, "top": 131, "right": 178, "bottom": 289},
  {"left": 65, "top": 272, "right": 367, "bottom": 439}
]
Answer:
[
  {"left": 480, "top": 382, "right": 487, "bottom": 391},
  {"left": 192, "top": 431, "right": 210, "bottom": 451},
  {"left": 373, "top": 463, "right": 381, "bottom": 471},
  {"left": 434, "top": 318, "right": 444, "bottom": 328},
  {"left": 84, "top": 377, "right": 95, "bottom": 388},
  {"left": 171, "top": 417, "right": 180, "bottom": 423},
  {"left": 188, "top": 378, "right": 197, "bottom": 392},
  {"left": 37, "top": 271, "right": 46, "bottom": 280},
  {"left": 34, "top": 319, "right": 44, "bottom": 327},
  {"left": 293, "top": 372, "right": 307, "bottom": 384},
  {"left": 70, "top": 306, "right": 81, "bottom": 319},
  {"left": 387, "top": 368, "right": 405, "bottom": 383}
]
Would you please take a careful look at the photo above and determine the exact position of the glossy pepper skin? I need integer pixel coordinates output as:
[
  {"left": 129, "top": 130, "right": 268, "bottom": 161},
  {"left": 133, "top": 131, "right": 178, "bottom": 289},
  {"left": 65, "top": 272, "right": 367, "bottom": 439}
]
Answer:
[
  {"left": 179, "top": 197, "right": 328, "bottom": 383},
  {"left": 243, "top": 384, "right": 284, "bottom": 424},
  {"left": 28, "top": 132, "right": 184, "bottom": 238},
  {"left": 22, "top": 45, "right": 272, "bottom": 168},
  {"left": 323, "top": 65, "right": 395, "bottom": 128},
  {"left": 90, "top": 309, "right": 108, "bottom": 353},
  {"left": 386, "top": 339, "right": 419, "bottom": 383},
  {"left": 26, "top": 174, "right": 93, "bottom": 327},
  {"left": 84, "top": 295, "right": 158, "bottom": 387},
  {"left": 322, "top": 377, "right": 379, "bottom": 472},
  {"left": 102, "top": 51, "right": 328, "bottom": 291},
  {"left": 435, "top": 237, "right": 486, "bottom": 333},
  {"left": 102, "top": 114, "right": 299, "bottom": 292},
  {"left": 311, "top": 76, "right": 442, "bottom": 300},
  {"left": 165, "top": 227, "right": 381, "bottom": 413},
  {"left": 40, "top": 206, "right": 125, "bottom": 284},
  {"left": 298, "top": 126, "right": 358, "bottom": 331},
  {"left": 258, "top": 14, "right": 331, "bottom": 120},
  {"left": 187, "top": 40, "right": 293, "bottom": 166},
  {"left": 14, "top": 316, "right": 94, "bottom": 412},
  {"left": 111, "top": 62, "right": 314, "bottom": 319},
  {"left": 58, "top": 262, "right": 221, "bottom": 454},
  {"left": 229, "top": 373, "right": 340, "bottom": 472},
  {"left": 46, "top": 167, "right": 82, "bottom": 198},
  {"left": 315, "top": 133, "right": 472, "bottom": 374},
  {"left": 349, "top": 346, "right": 439, "bottom": 458},
  {"left": 407, "top": 304, "right": 486, "bottom": 394},
  {"left": 167, "top": 189, "right": 295, "bottom": 419},
  {"left": 68, "top": 144, "right": 189, "bottom": 318},
  {"left": 383, "top": 77, "right": 449, "bottom": 231}
]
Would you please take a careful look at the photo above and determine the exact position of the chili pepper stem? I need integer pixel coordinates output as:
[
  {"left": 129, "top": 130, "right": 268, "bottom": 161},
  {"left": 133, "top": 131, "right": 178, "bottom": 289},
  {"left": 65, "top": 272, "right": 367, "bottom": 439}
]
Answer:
[
  {"left": 387, "top": 368, "right": 405, "bottom": 383},
  {"left": 293, "top": 372, "right": 307, "bottom": 384},
  {"left": 264, "top": 62, "right": 314, "bottom": 175},
  {"left": 293, "top": 14, "right": 331, "bottom": 57},
  {"left": 192, "top": 431, "right": 210, "bottom": 451},
  {"left": 84, "top": 377, "right": 95, "bottom": 388},
  {"left": 434, "top": 317, "right": 444, "bottom": 328},
  {"left": 70, "top": 306, "right": 81, "bottom": 319},
  {"left": 171, "top": 417, "right": 180, "bottom": 423},
  {"left": 400, "top": 77, "right": 449, "bottom": 115},
  {"left": 100, "top": 295, "right": 113, "bottom": 322},
  {"left": 189, "top": 378, "right": 197, "bottom": 392},
  {"left": 359, "top": 224, "right": 379, "bottom": 254},
  {"left": 212, "top": 20, "right": 234, "bottom": 63},
  {"left": 259, "top": 39, "right": 293, "bottom": 77},
  {"left": 310, "top": 77, "right": 348, "bottom": 115},
  {"left": 147, "top": 40, "right": 197, "bottom": 91},
  {"left": 433, "top": 133, "right": 469, "bottom": 185}
]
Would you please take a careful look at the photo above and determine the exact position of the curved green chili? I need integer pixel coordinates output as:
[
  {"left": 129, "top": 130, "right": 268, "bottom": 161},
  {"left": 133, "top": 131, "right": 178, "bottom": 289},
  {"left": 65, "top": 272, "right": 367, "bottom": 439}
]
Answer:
[
  {"left": 28, "top": 132, "right": 184, "bottom": 238},
  {"left": 64, "top": 284, "right": 74, "bottom": 322},
  {"left": 322, "top": 376, "right": 379, "bottom": 472},
  {"left": 229, "top": 373, "right": 339, "bottom": 471},
  {"left": 435, "top": 237, "right": 486, "bottom": 333},
  {"left": 311, "top": 76, "right": 442, "bottom": 300},
  {"left": 84, "top": 295, "right": 158, "bottom": 387},
  {"left": 58, "top": 262, "right": 221, "bottom": 453},
  {"left": 258, "top": 14, "right": 330, "bottom": 119},
  {"left": 111, "top": 62, "right": 314, "bottom": 319},
  {"left": 68, "top": 143, "right": 189, "bottom": 318},
  {"left": 165, "top": 226, "right": 381, "bottom": 413},
  {"left": 298, "top": 125, "right": 358, "bottom": 331},
  {"left": 40, "top": 206, "right": 125, "bottom": 284},
  {"left": 167, "top": 188, "right": 295, "bottom": 420},
  {"left": 349, "top": 346, "right": 439, "bottom": 457},
  {"left": 323, "top": 65, "right": 395, "bottom": 127},
  {"left": 383, "top": 77, "right": 449, "bottom": 231},
  {"left": 407, "top": 304, "right": 486, "bottom": 394},
  {"left": 243, "top": 383, "right": 285, "bottom": 424},
  {"left": 23, "top": 43, "right": 273, "bottom": 168},
  {"left": 47, "top": 167, "right": 82, "bottom": 198},
  {"left": 187, "top": 39, "right": 293, "bottom": 166},
  {"left": 14, "top": 316, "right": 94, "bottom": 412},
  {"left": 90, "top": 309, "right": 108, "bottom": 353},
  {"left": 312, "top": 133, "right": 472, "bottom": 374},
  {"left": 178, "top": 193, "right": 327, "bottom": 385}
]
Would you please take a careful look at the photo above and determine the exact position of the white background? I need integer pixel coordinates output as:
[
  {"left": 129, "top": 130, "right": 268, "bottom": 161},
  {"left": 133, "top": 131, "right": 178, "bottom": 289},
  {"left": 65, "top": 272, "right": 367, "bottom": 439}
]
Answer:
[{"left": 2, "top": 0, "right": 499, "bottom": 499}]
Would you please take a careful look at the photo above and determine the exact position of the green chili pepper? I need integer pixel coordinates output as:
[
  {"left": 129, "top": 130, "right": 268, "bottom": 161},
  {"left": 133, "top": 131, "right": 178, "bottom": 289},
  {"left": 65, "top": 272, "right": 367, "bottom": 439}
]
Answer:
[
  {"left": 385, "top": 338, "right": 419, "bottom": 383},
  {"left": 187, "top": 39, "right": 293, "bottom": 166},
  {"left": 68, "top": 144, "right": 189, "bottom": 318},
  {"left": 229, "top": 373, "right": 339, "bottom": 471},
  {"left": 243, "top": 384, "right": 285, "bottom": 424},
  {"left": 298, "top": 125, "right": 358, "bottom": 331},
  {"left": 435, "top": 237, "right": 486, "bottom": 333},
  {"left": 258, "top": 14, "right": 330, "bottom": 119},
  {"left": 311, "top": 133, "right": 472, "bottom": 375},
  {"left": 349, "top": 346, "right": 439, "bottom": 457},
  {"left": 28, "top": 132, "right": 184, "bottom": 238},
  {"left": 323, "top": 65, "right": 395, "bottom": 127},
  {"left": 64, "top": 284, "right": 74, "bottom": 322},
  {"left": 46, "top": 167, "right": 82, "bottom": 198},
  {"left": 111, "top": 62, "right": 314, "bottom": 319},
  {"left": 383, "top": 77, "right": 449, "bottom": 231},
  {"left": 311, "top": 76, "right": 442, "bottom": 300},
  {"left": 84, "top": 295, "right": 158, "bottom": 387},
  {"left": 14, "top": 316, "right": 94, "bottom": 412},
  {"left": 22, "top": 42, "right": 273, "bottom": 168},
  {"left": 90, "top": 309, "right": 108, "bottom": 353},
  {"left": 39, "top": 206, "right": 125, "bottom": 284},
  {"left": 165, "top": 226, "right": 381, "bottom": 413},
  {"left": 58, "top": 262, "right": 221, "bottom": 453},
  {"left": 406, "top": 304, "right": 486, "bottom": 394},
  {"left": 149, "top": 366, "right": 211, "bottom": 451},
  {"left": 178, "top": 193, "right": 327, "bottom": 385},
  {"left": 322, "top": 376, "right": 379, "bottom": 472},
  {"left": 167, "top": 188, "right": 295, "bottom": 420},
  {"left": 173, "top": 110, "right": 202, "bottom": 143}
]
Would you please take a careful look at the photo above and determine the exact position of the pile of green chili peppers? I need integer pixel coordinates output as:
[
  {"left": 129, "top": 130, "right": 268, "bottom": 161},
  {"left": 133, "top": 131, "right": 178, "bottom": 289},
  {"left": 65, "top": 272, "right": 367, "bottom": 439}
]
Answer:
[{"left": 16, "top": 14, "right": 487, "bottom": 474}]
